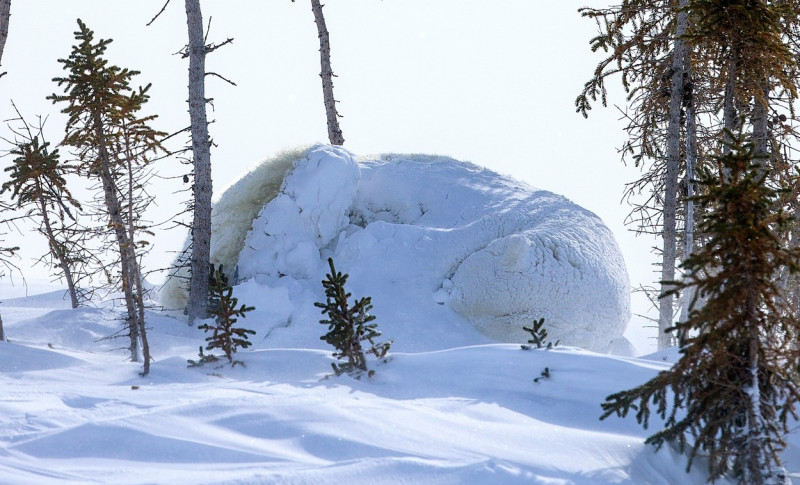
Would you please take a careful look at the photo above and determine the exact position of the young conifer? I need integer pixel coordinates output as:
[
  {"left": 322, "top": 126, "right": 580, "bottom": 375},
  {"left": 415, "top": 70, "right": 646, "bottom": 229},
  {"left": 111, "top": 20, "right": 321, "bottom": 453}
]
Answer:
[
  {"left": 600, "top": 133, "right": 800, "bottom": 484},
  {"left": 315, "top": 258, "right": 391, "bottom": 375},
  {"left": 2, "top": 108, "right": 88, "bottom": 308},
  {"left": 49, "top": 19, "right": 164, "bottom": 376},
  {"left": 196, "top": 264, "right": 255, "bottom": 366}
]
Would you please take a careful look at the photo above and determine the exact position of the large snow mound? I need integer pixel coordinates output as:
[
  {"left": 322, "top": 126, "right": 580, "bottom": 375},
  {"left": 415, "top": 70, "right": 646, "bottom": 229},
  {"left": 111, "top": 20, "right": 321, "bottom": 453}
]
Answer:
[{"left": 162, "top": 144, "right": 630, "bottom": 352}]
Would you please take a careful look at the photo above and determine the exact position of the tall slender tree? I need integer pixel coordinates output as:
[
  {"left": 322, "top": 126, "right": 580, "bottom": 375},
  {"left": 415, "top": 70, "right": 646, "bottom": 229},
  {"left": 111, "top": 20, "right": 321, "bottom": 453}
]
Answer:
[
  {"left": 184, "top": 0, "right": 212, "bottom": 324},
  {"left": 579, "top": 0, "right": 800, "bottom": 347},
  {"left": 49, "top": 20, "right": 161, "bottom": 376},
  {"left": 309, "top": 0, "right": 344, "bottom": 145},
  {"left": 2, "top": 109, "right": 84, "bottom": 308},
  {"left": 659, "top": 0, "right": 691, "bottom": 348},
  {"left": 182, "top": 0, "right": 236, "bottom": 324},
  {"left": 578, "top": 0, "right": 697, "bottom": 348},
  {"left": 601, "top": 135, "right": 800, "bottom": 484}
]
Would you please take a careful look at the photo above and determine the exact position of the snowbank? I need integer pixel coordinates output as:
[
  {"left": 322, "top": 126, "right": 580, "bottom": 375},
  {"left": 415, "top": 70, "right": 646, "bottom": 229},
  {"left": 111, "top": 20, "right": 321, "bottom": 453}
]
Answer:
[{"left": 162, "top": 145, "right": 630, "bottom": 352}]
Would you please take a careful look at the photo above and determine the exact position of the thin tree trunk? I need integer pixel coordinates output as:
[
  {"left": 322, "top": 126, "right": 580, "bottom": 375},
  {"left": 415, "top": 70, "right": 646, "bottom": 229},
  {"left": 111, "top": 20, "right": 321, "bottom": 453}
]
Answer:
[
  {"left": 743, "top": 294, "right": 767, "bottom": 484},
  {"left": 311, "top": 0, "right": 344, "bottom": 146},
  {"left": 751, "top": 85, "right": 770, "bottom": 172},
  {"left": 94, "top": 112, "right": 141, "bottom": 362},
  {"left": 132, "top": 256, "right": 150, "bottom": 375},
  {"left": 680, "top": 67, "right": 697, "bottom": 324},
  {"left": 722, "top": 43, "right": 740, "bottom": 159},
  {"left": 0, "top": 310, "right": 5, "bottom": 342},
  {"left": 38, "top": 194, "right": 79, "bottom": 308},
  {"left": 122, "top": 124, "right": 150, "bottom": 375},
  {"left": 185, "top": 0, "right": 212, "bottom": 324},
  {"left": 659, "top": 2, "right": 689, "bottom": 349},
  {"left": 0, "top": 0, "right": 9, "bottom": 76}
]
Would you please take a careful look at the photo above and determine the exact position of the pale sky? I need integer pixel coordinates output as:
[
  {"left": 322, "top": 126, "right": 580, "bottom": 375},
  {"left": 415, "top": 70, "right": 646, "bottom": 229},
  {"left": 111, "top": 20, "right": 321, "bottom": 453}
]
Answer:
[{"left": 1, "top": 1, "right": 660, "bottom": 348}]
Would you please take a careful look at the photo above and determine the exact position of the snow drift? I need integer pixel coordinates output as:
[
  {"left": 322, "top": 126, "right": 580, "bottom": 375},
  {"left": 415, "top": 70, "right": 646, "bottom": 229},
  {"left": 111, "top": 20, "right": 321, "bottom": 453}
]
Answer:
[
  {"left": 161, "top": 145, "right": 630, "bottom": 352},
  {"left": 1, "top": 288, "right": 756, "bottom": 484}
]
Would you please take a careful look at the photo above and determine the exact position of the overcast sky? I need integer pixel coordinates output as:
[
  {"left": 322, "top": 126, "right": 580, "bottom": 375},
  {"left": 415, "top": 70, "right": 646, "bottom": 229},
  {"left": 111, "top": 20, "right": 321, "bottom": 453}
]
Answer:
[{"left": 0, "top": 1, "right": 660, "bottom": 347}]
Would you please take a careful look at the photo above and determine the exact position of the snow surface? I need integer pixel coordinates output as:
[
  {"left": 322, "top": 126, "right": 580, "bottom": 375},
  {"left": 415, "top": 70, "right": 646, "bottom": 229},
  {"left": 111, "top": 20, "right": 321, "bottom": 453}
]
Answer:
[
  {"left": 163, "top": 145, "right": 630, "bottom": 352},
  {"left": 3, "top": 147, "right": 795, "bottom": 483},
  {"left": 1, "top": 154, "right": 799, "bottom": 482},
  {"left": 6, "top": 287, "right": 796, "bottom": 484}
]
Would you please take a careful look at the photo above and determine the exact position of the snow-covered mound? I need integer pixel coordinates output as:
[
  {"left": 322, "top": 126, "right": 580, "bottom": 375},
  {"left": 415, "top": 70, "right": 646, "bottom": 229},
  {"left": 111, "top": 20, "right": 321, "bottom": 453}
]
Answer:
[{"left": 162, "top": 145, "right": 630, "bottom": 352}]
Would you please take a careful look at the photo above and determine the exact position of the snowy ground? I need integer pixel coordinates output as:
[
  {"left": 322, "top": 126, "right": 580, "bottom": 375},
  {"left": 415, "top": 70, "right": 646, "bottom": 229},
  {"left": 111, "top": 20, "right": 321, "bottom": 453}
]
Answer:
[
  {"left": 2, "top": 288, "right": 798, "bottom": 484},
  {"left": 2, "top": 145, "right": 800, "bottom": 483}
]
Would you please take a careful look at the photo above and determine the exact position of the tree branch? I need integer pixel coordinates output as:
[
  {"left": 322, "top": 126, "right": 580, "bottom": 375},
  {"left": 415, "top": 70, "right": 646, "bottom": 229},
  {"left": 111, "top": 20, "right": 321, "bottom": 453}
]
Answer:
[
  {"left": 146, "top": 0, "right": 172, "bottom": 27},
  {"left": 205, "top": 71, "right": 237, "bottom": 86}
]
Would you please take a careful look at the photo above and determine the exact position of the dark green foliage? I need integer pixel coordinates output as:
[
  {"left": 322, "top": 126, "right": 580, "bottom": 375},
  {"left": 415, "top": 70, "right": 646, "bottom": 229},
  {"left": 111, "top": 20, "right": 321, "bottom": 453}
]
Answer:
[
  {"left": 48, "top": 19, "right": 164, "bottom": 376},
  {"left": 600, "top": 134, "right": 800, "bottom": 483},
  {"left": 315, "top": 258, "right": 391, "bottom": 376},
  {"left": 1, "top": 111, "right": 90, "bottom": 309},
  {"left": 533, "top": 367, "right": 551, "bottom": 383},
  {"left": 521, "top": 317, "right": 558, "bottom": 350},
  {"left": 3, "top": 135, "right": 77, "bottom": 210},
  {"left": 197, "top": 265, "right": 255, "bottom": 366},
  {"left": 186, "top": 346, "right": 220, "bottom": 367}
]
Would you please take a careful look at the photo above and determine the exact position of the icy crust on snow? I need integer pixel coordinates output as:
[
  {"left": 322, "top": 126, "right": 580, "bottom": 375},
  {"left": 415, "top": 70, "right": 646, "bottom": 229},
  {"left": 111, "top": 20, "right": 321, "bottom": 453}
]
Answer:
[{"left": 229, "top": 145, "right": 630, "bottom": 352}]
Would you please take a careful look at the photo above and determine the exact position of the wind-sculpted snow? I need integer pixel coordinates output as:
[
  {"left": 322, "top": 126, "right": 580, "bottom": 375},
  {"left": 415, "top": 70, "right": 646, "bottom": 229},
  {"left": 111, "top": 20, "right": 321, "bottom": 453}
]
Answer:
[
  {"left": 162, "top": 144, "right": 629, "bottom": 352},
  {"left": 0, "top": 295, "right": 749, "bottom": 485}
]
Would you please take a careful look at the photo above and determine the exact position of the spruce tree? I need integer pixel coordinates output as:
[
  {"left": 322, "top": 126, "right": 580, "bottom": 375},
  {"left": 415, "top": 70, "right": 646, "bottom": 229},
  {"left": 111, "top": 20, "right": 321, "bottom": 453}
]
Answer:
[
  {"left": 578, "top": 0, "right": 800, "bottom": 347},
  {"left": 315, "top": 258, "right": 391, "bottom": 375},
  {"left": 2, "top": 107, "right": 87, "bottom": 308},
  {"left": 521, "top": 318, "right": 558, "bottom": 350},
  {"left": 49, "top": 19, "right": 163, "bottom": 376},
  {"left": 196, "top": 265, "right": 255, "bottom": 366},
  {"left": 600, "top": 134, "right": 800, "bottom": 484}
]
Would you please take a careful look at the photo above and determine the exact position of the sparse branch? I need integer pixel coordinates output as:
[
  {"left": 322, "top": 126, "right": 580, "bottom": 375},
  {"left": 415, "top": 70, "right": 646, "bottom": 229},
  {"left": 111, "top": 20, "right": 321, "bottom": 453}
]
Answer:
[
  {"left": 205, "top": 71, "right": 236, "bottom": 86},
  {"left": 146, "top": 0, "right": 172, "bottom": 27}
]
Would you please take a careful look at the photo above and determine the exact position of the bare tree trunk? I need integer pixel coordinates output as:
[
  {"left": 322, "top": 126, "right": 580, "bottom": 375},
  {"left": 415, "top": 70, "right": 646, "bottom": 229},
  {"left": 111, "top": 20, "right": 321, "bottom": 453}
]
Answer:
[
  {"left": 94, "top": 113, "right": 141, "bottom": 363},
  {"left": 185, "top": 0, "right": 212, "bottom": 324},
  {"left": 659, "top": 2, "right": 689, "bottom": 349},
  {"left": 122, "top": 126, "right": 150, "bottom": 375},
  {"left": 132, "top": 256, "right": 150, "bottom": 375},
  {"left": 0, "top": 310, "right": 5, "bottom": 342},
  {"left": 742, "top": 293, "right": 768, "bottom": 484},
  {"left": 680, "top": 66, "right": 697, "bottom": 324},
  {"left": 722, "top": 44, "right": 740, "bottom": 159},
  {"left": 38, "top": 195, "right": 79, "bottom": 308},
  {"left": 0, "top": 0, "right": 9, "bottom": 76},
  {"left": 310, "top": 0, "right": 344, "bottom": 146},
  {"left": 751, "top": 86, "right": 770, "bottom": 172}
]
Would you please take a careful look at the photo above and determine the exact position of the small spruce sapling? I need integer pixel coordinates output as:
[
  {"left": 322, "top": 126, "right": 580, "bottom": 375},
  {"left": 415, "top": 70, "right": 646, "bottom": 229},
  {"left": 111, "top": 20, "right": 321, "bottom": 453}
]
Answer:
[
  {"left": 521, "top": 317, "right": 557, "bottom": 383},
  {"left": 187, "top": 345, "right": 220, "bottom": 367},
  {"left": 315, "top": 258, "right": 391, "bottom": 376},
  {"left": 534, "top": 367, "right": 551, "bottom": 383},
  {"left": 521, "top": 317, "right": 559, "bottom": 350},
  {"left": 194, "top": 265, "right": 255, "bottom": 367}
]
